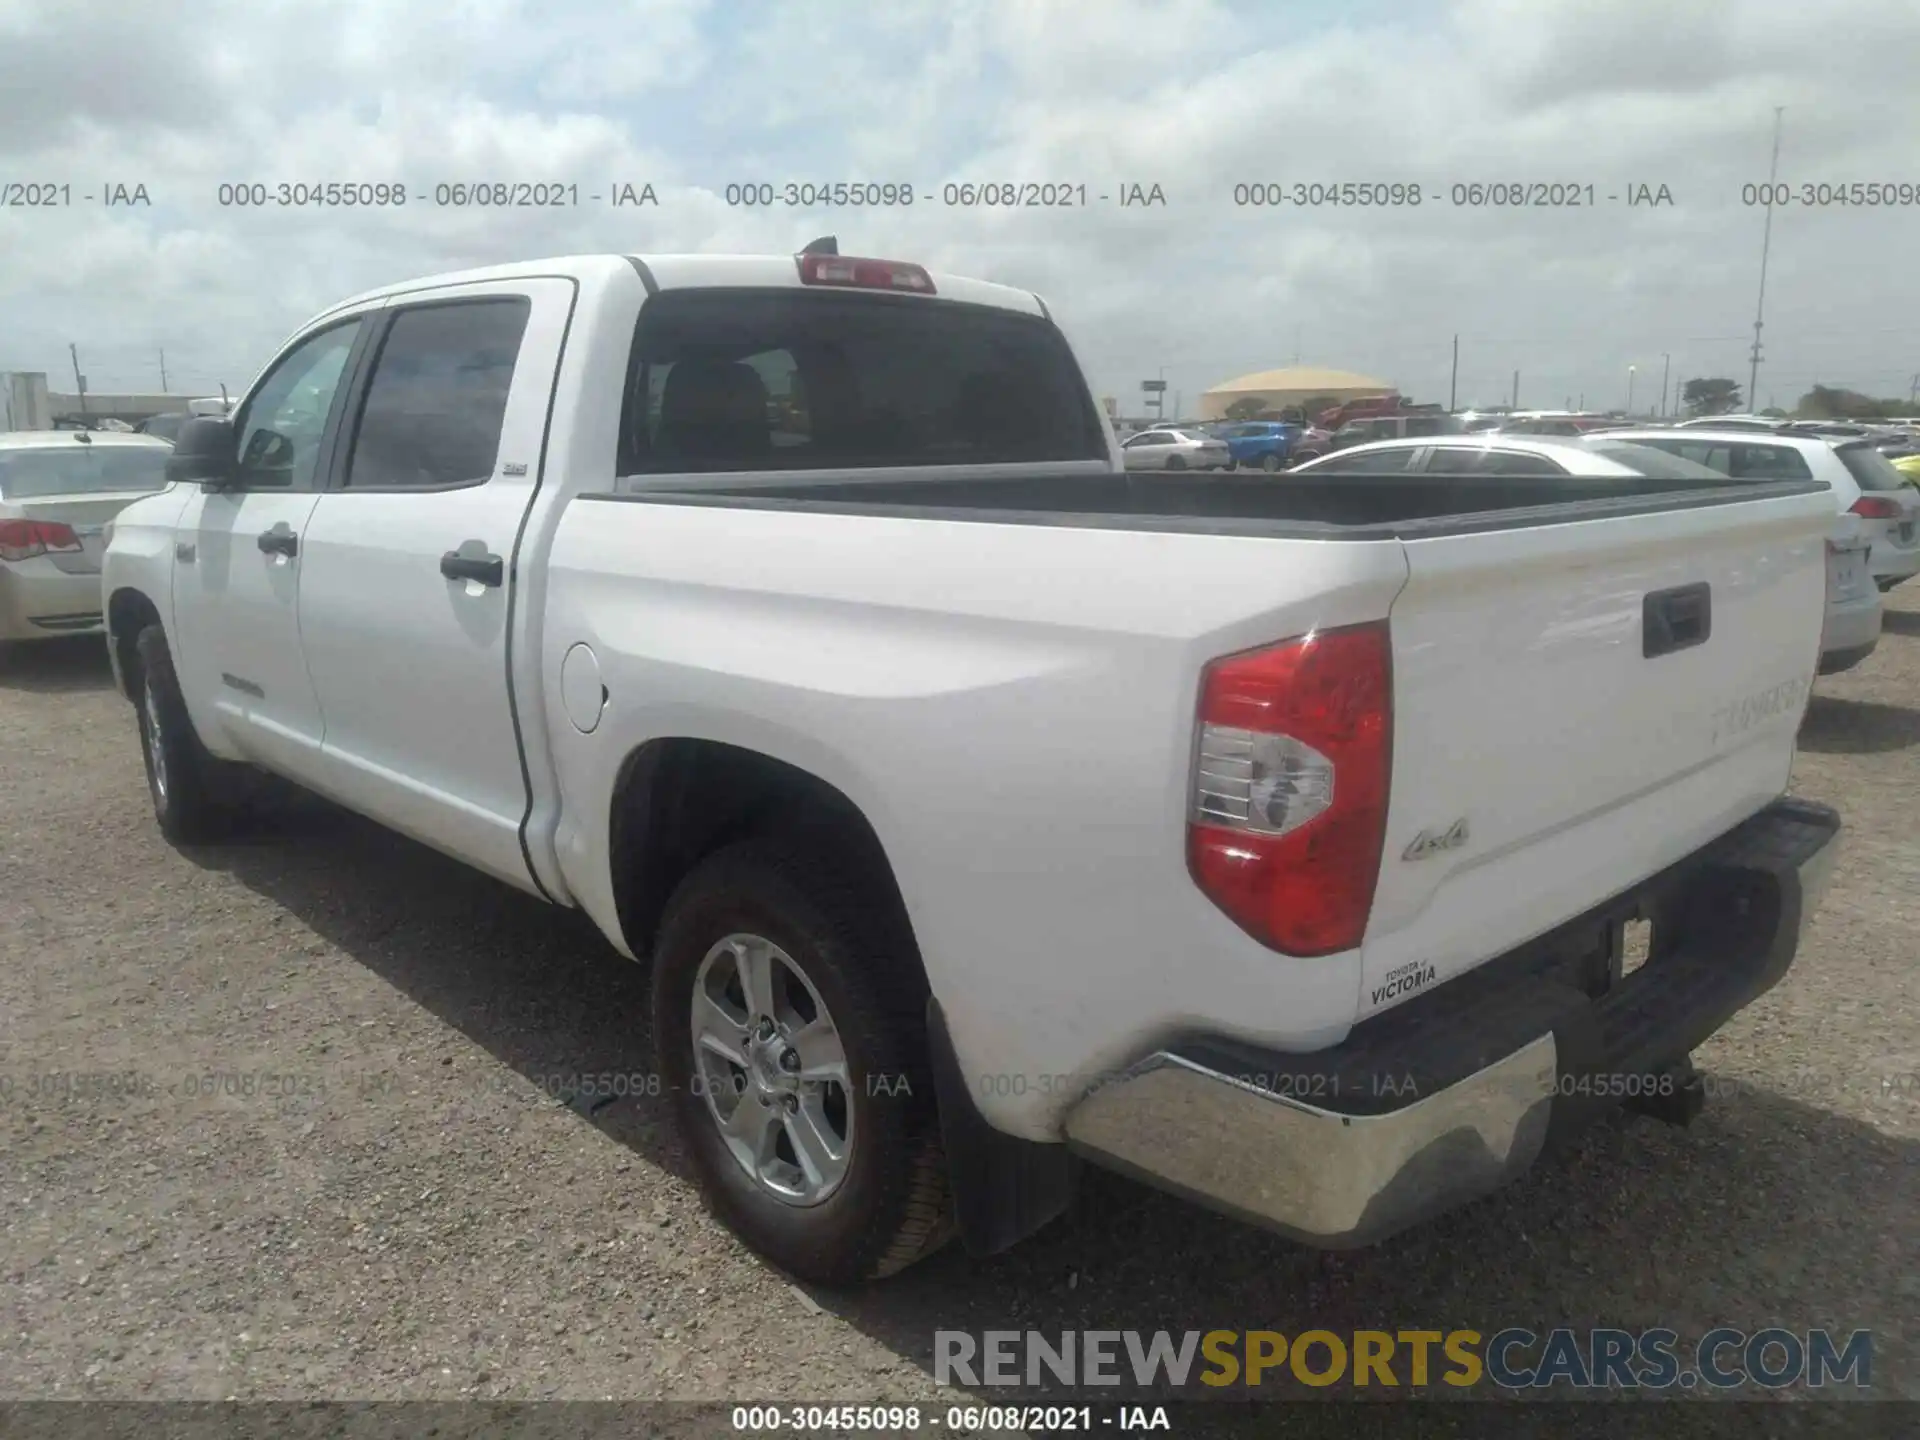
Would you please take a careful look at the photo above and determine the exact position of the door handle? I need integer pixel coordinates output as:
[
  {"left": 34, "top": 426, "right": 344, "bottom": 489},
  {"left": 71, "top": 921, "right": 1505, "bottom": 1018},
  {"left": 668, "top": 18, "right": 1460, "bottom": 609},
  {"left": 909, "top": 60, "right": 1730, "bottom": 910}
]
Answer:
[
  {"left": 257, "top": 523, "right": 299, "bottom": 558},
  {"left": 440, "top": 546, "right": 504, "bottom": 587},
  {"left": 1643, "top": 582, "right": 1711, "bottom": 658},
  {"left": 175, "top": 541, "right": 196, "bottom": 564}
]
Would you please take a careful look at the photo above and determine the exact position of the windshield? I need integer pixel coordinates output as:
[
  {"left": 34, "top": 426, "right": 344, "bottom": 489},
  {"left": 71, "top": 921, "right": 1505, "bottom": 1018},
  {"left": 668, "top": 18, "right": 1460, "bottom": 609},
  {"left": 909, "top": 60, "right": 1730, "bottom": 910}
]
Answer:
[
  {"left": 1586, "top": 442, "right": 1736, "bottom": 482},
  {"left": 0, "top": 444, "right": 171, "bottom": 499},
  {"left": 1835, "top": 443, "right": 1913, "bottom": 493}
]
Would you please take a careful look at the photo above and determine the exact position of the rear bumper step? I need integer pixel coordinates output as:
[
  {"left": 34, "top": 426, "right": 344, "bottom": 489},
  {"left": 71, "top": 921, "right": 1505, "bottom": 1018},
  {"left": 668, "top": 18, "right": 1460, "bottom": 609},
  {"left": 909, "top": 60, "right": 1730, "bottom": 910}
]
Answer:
[{"left": 1063, "top": 797, "right": 1842, "bottom": 1248}]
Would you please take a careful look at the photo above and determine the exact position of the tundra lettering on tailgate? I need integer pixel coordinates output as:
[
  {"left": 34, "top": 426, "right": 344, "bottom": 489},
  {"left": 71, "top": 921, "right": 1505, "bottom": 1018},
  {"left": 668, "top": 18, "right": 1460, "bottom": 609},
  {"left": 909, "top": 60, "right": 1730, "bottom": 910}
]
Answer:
[
  {"left": 1371, "top": 959, "right": 1436, "bottom": 1006},
  {"left": 1708, "top": 676, "right": 1809, "bottom": 746}
]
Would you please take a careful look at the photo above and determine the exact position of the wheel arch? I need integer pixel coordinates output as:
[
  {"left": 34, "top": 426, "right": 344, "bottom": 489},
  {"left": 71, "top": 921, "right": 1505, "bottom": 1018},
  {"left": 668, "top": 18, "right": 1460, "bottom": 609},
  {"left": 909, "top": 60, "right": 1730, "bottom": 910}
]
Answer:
[
  {"left": 106, "top": 587, "right": 164, "bottom": 701},
  {"left": 606, "top": 737, "right": 929, "bottom": 993}
]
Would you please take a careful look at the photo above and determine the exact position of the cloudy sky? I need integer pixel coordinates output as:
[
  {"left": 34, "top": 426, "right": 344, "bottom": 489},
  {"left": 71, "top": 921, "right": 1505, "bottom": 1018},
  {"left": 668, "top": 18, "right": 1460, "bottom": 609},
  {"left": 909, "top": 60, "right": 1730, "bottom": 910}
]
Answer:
[{"left": 3, "top": 0, "right": 1917, "bottom": 417}]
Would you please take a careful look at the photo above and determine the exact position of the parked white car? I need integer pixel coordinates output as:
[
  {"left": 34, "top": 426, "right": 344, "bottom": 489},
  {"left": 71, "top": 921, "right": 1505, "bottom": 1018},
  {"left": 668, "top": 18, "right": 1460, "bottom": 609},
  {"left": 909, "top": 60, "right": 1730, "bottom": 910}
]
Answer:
[
  {"left": 1298, "top": 431, "right": 1891, "bottom": 675},
  {"left": 0, "top": 431, "right": 171, "bottom": 646},
  {"left": 1608, "top": 427, "right": 1920, "bottom": 652},
  {"left": 1118, "top": 426, "right": 1230, "bottom": 470},
  {"left": 102, "top": 248, "right": 1842, "bottom": 1285}
]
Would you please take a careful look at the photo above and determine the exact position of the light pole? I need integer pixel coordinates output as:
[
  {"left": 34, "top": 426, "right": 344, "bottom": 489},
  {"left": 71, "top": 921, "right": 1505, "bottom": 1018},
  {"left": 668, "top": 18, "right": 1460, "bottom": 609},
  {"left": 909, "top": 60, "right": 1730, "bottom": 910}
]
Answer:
[
  {"left": 1660, "top": 354, "right": 1670, "bottom": 418},
  {"left": 1749, "top": 107, "right": 1785, "bottom": 410},
  {"left": 1626, "top": 365, "right": 1637, "bottom": 417}
]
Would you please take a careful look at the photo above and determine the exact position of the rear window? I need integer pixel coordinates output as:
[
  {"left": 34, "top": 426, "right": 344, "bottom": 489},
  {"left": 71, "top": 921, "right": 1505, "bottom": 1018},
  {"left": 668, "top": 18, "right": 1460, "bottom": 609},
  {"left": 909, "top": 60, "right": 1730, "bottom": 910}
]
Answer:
[
  {"left": 0, "top": 444, "right": 170, "bottom": 499},
  {"left": 1835, "top": 443, "right": 1912, "bottom": 492},
  {"left": 616, "top": 289, "right": 1107, "bottom": 474}
]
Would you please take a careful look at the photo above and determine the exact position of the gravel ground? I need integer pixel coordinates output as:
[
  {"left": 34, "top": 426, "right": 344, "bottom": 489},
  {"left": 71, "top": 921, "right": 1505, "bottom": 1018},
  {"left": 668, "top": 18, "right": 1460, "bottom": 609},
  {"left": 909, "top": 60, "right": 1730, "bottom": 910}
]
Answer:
[{"left": 1, "top": 596, "right": 1915, "bottom": 1410}]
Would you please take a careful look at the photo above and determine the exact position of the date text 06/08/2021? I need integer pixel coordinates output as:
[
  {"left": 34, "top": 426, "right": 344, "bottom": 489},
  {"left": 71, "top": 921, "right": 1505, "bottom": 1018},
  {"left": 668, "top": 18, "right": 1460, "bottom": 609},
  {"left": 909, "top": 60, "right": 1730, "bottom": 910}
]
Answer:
[{"left": 210, "top": 182, "right": 659, "bottom": 208}]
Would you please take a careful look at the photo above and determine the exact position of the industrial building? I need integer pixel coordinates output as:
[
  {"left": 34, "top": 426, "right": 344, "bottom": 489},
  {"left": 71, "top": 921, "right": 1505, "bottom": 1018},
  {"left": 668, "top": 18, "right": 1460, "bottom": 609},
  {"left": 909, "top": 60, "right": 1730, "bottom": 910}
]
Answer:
[{"left": 1, "top": 371, "right": 229, "bottom": 431}]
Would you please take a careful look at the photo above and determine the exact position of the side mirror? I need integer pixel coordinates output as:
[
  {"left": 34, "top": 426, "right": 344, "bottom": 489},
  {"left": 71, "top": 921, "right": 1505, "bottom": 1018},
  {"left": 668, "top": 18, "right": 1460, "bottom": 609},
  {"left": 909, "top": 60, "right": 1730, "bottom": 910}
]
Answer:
[{"left": 166, "top": 416, "right": 238, "bottom": 490}]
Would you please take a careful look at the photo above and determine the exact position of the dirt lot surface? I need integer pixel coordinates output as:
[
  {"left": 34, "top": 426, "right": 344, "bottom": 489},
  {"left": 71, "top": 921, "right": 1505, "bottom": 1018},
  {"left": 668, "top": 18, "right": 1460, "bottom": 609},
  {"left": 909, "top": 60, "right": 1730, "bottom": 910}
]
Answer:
[{"left": 2, "top": 596, "right": 1915, "bottom": 1413}]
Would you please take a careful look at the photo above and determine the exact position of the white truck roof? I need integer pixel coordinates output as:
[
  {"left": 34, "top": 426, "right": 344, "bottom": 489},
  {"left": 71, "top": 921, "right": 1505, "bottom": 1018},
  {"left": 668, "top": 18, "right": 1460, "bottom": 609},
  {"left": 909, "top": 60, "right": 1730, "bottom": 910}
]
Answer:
[{"left": 316, "top": 252, "right": 1048, "bottom": 324}]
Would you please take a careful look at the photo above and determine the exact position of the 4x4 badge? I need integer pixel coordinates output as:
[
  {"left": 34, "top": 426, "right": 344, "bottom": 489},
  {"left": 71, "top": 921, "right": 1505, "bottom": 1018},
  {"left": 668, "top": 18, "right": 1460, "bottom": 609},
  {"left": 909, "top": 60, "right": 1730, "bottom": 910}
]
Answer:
[{"left": 1403, "top": 818, "right": 1469, "bottom": 861}]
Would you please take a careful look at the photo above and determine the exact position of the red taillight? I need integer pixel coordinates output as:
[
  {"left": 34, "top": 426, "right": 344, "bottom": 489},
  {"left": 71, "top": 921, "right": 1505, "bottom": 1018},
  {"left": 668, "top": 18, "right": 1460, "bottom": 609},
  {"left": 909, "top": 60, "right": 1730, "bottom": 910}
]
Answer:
[
  {"left": 795, "top": 253, "right": 936, "bottom": 294},
  {"left": 0, "top": 518, "right": 83, "bottom": 562},
  {"left": 1187, "top": 622, "right": 1392, "bottom": 956},
  {"left": 1849, "top": 495, "right": 1901, "bottom": 520}
]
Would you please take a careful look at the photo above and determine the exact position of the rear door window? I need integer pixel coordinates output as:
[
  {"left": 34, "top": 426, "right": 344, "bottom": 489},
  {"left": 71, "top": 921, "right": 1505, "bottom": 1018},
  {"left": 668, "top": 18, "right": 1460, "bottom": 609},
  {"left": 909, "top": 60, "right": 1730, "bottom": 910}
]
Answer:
[
  {"left": 1303, "top": 447, "right": 1416, "bottom": 474},
  {"left": 1626, "top": 438, "right": 1815, "bottom": 483},
  {"left": 617, "top": 289, "right": 1107, "bottom": 474},
  {"left": 1726, "top": 444, "right": 1813, "bottom": 480},
  {"left": 1423, "top": 446, "right": 1539, "bottom": 474},
  {"left": 1588, "top": 443, "right": 1736, "bottom": 481}
]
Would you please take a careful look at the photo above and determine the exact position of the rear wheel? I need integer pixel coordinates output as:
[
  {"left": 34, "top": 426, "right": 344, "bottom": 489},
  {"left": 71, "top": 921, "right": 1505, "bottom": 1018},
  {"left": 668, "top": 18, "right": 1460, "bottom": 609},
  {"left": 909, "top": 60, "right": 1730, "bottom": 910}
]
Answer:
[
  {"left": 1260, "top": 452, "right": 1282, "bottom": 473},
  {"left": 651, "top": 838, "right": 953, "bottom": 1285},
  {"left": 132, "top": 624, "right": 240, "bottom": 844},
  {"left": 1165, "top": 455, "right": 1186, "bottom": 471}
]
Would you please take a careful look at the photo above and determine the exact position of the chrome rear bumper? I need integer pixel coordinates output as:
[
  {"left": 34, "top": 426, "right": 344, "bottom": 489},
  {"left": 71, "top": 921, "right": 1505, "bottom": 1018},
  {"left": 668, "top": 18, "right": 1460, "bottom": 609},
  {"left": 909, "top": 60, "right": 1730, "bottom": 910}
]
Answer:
[
  {"left": 1066, "top": 1035, "right": 1556, "bottom": 1248},
  {"left": 1064, "top": 798, "right": 1842, "bottom": 1248}
]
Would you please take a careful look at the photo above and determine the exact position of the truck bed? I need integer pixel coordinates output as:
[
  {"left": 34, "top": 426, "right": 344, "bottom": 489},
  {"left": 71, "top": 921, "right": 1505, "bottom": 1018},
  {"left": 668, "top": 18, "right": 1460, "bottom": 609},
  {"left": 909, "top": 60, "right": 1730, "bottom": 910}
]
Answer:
[{"left": 602, "top": 467, "right": 1824, "bottom": 538}]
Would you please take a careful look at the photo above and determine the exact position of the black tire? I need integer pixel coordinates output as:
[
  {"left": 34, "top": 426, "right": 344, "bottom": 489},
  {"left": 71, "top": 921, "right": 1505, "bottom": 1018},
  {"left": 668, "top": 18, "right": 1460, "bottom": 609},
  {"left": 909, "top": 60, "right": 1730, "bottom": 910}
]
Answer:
[
  {"left": 132, "top": 623, "right": 240, "bottom": 844},
  {"left": 1260, "top": 452, "right": 1281, "bottom": 473},
  {"left": 651, "top": 837, "right": 953, "bottom": 1286},
  {"left": 1877, "top": 577, "right": 1898, "bottom": 593},
  {"left": 1165, "top": 454, "right": 1186, "bottom": 471}
]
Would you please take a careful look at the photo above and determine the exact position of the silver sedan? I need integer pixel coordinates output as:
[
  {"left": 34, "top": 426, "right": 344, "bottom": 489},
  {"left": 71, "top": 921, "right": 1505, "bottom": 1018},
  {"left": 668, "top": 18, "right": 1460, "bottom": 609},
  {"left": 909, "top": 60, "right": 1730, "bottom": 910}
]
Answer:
[
  {"left": 1118, "top": 427, "right": 1232, "bottom": 471},
  {"left": 1, "top": 431, "right": 172, "bottom": 646}
]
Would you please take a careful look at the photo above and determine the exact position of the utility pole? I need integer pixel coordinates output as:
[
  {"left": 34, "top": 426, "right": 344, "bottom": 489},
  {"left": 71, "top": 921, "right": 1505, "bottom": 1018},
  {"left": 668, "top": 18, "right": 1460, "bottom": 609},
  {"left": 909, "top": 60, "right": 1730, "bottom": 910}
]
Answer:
[
  {"left": 159, "top": 348, "right": 169, "bottom": 391},
  {"left": 1660, "top": 353, "right": 1671, "bottom": 418},
  {"left": 1626, "top": 365, "right": 1637, "bottom": 416},
  {"left": 1511, "top": 370, "right": 1519, "bottom": 409},
  {"left": 1909, "top": 371, "right": 1918, "bottom": 406},
  {"left": 69, "top": 343, "right": 87, "bottom": 415},
  {"left": 1449, "top": 334, "right": 1458, "bottom": 411},
  {"left": 1749, "top": 106, "right": 1785, "bottom": 410}
]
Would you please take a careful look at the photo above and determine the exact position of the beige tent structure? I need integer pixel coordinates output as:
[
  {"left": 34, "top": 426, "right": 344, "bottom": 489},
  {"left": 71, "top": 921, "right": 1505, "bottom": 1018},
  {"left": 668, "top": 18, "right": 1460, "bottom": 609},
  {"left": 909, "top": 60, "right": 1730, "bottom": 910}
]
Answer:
[{"left": 1199, "top": 366, "right": 1397, "bottom": 421}]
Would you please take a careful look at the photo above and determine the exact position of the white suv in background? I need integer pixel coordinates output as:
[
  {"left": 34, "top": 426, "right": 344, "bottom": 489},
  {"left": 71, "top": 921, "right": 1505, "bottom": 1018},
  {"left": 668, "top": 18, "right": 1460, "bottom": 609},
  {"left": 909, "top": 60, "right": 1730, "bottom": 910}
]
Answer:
[
  {"left": 1608, "top": 428, "right": 1920, "bottom": 672},
  {"left": 1298, "top": 430, "right": 1894, "bottom": 676}
]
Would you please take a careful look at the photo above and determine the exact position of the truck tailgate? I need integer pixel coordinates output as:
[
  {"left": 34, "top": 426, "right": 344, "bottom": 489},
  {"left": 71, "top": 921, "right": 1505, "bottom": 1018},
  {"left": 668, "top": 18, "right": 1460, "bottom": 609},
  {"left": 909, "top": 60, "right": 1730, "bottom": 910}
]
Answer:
[{"left": 1359, "top": 489, "right": 1831, "bottom": 1015}]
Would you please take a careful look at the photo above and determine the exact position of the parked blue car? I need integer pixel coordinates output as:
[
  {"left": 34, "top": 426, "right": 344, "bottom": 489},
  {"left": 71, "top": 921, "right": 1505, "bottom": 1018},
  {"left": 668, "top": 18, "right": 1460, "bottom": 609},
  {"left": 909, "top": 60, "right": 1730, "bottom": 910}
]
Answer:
[{"left": 1215, "top": 420, "right": 1300, "bottom": 471}]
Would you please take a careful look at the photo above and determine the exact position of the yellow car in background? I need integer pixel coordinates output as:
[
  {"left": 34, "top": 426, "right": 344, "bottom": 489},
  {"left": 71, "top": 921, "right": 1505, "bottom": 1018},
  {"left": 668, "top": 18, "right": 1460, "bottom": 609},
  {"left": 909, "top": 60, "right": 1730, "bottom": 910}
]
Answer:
[{"left": 1891, "top": 451, "right": 1920, "bottom": 481}]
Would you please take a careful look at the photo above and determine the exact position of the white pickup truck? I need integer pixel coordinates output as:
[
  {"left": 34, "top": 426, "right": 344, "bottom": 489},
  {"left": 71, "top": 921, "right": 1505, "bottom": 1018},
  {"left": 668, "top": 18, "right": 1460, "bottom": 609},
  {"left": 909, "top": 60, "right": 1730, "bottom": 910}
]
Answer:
[{"left": 102, "top": 244, "right": 1843, "bottom": 1286}]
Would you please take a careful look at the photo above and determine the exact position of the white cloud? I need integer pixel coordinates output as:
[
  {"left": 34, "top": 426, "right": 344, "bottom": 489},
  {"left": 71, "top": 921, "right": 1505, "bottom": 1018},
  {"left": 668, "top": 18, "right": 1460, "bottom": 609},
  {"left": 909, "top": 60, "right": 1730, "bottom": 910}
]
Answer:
[{"left": 3, "top": 0, "right": 1917, "bottom": 412}]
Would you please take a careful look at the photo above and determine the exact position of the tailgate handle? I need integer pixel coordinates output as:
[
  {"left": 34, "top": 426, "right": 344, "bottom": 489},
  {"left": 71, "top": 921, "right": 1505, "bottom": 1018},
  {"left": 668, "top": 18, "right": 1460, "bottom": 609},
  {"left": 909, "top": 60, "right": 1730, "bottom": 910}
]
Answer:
[{"left": 1644, "top": 582, "right": 1711, "bottom": 658}]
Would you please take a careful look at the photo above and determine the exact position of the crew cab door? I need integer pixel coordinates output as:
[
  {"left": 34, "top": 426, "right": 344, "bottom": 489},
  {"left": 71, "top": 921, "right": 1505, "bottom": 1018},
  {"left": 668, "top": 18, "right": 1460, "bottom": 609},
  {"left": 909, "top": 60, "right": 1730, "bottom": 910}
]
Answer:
[
  {"left": 292, "top": 280, "right": 573, "bottom": 890},
  {"left": 168, "top": 315, "right": 372, "bottom": 776}
]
